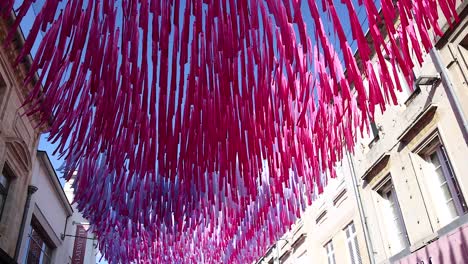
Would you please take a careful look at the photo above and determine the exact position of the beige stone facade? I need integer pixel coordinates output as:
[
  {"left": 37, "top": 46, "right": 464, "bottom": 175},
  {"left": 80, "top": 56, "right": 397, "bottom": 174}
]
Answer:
[
  {"left": 255, "top": 156, "right": 372, "bottom": 264},
  {"left": 0, "top": 13, "right": 43, "bottom": 262},
  {"left": 352, "top": 3, "right": 468, "bottom": 264}
]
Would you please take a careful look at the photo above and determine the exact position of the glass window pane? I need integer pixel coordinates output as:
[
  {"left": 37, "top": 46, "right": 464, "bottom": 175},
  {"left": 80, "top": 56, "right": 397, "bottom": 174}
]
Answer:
[
  {"left": 0, "top": 174, "right": 8, "bottom": 188},
  {"left": 354, "top": 236, "right": 362, "bottom": 264},
  {"left": 325, "top": 241, "right": 335, "bottom": 264},
  {"left": 390, "top": 205, "right": 399, "bottom": 219},
  {"left": 447, "top": 200, "right": 458, "bottom": 219},
  {"left": 27, "top": 226, "right": 53, "bottom": 264},
  {"left": 397, "top": 233, "right": 407, "bottom": 249},
  {"left": 346, "top": 222, "right": 362, "bottom": 264},
  {"left": 0, "top": 194, "right": 5, "bottom": 214},
  {"left": 0, "top": 168, "right": 10, "bottom": 220},
  {"left": 430, "top": 153, "right": 441, "bottom": 167},
  {"left": 439, "top": 146, "right": 468, "bottom": 214},
  {"left": 440, "top": 183, "right": 453, "bottom": 201},
  {"left": 347, "top": 242, "right": 355, "bottom": 264},
  {"left": 434, "top": 168, "right": 446, "bottom": 183},
  {"left": 426, "top": 146, "right": 459, "bottom": 224},
  {"left": 383, "top": 189, "right": 406, "bottom": 254}
]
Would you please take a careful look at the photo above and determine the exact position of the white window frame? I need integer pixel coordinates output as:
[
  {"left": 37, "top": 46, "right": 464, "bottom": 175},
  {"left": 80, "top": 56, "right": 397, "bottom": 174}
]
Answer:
[
  {"left": 345, "top": 222, "right": 362, "bottom": 264},
  {"left": 376, "top": 177, "right": 409, "bottom": 255},
  {"left": 422, "top": 142, "right": 467, "bottom": 223},
  {"left": 324, "top": 240, "right": 336, "bottom": 264}
]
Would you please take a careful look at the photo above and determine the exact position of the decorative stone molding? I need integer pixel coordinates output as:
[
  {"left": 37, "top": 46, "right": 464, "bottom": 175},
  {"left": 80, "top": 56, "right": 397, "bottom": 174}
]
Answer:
[
  {"left": 4, "top": 136, "right": 31, "bottom": 178},
  {"left": 0, "top": 15, "right": 45, "bottom": 132}
]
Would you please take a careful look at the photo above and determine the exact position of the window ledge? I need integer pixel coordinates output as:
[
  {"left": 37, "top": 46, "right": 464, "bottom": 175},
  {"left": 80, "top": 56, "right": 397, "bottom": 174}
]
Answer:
[
  {"left": 436, "top": 213, "right": 468, "bottom": 238},
  {"left": 315, "top": 210, "right": 327, "bottom": 224},
  {"left": 361, "top": 153, "right": 390, "bottom": 181},
  {"left": 333, "top": 187, "right": 347, "bottom": 207},
  {"left": 409, "top": 233, "right": 438, "bottom": 253},
  {"left": 279, "top": 249, "right": 291, "bottom": 262},
  {"left": 291, "top": 233, "right": 307, "bottom": 249}
]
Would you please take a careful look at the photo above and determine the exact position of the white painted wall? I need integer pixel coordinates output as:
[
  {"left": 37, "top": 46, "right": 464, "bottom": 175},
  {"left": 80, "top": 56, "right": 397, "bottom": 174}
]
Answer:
[
  {"left": 17, "top": 152, "right": 73, "bottom": 264},
  {"left": 31, "top": 162, "right": 68, "bottom": 240}
]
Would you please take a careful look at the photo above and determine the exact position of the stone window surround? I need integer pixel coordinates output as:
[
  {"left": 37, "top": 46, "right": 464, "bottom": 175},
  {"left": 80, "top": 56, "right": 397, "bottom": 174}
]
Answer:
[{"left": 411, "top": 129, "right": 468, "bottom": 225}]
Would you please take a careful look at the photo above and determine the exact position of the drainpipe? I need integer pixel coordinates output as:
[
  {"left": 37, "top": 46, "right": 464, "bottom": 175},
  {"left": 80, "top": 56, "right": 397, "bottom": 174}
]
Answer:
[
  {"left": 429, "top": 48, "right": 468, "bottom": 143},
  {"left": 14, "top": 185, "right": 38, "bottom": 261},
  {"left": 61, "top": 215, "right": 71, "bottom": 240},
  {"left": 346, "top": 151, "right": 376, "bottom": 264}
]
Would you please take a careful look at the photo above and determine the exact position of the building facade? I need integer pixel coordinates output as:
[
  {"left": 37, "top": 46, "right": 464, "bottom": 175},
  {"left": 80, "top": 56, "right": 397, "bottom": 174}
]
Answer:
[
  {"left": 256, "top": 156, "right": 372, "bottom": 264},
  {"left": 0, "top": 12, "right": 44, "bottom": 263},
  {"left": 0, "top": 11, "right": 99, "bottom": 264},
  {"left": 16, "top": 152, "right": 99, "bottom": 264},
  {"left": 17, "top": 151, "right": 74, "bottom": 264},
  {"left": 352, "top": 3, "right": 468, "bottom": 264}
]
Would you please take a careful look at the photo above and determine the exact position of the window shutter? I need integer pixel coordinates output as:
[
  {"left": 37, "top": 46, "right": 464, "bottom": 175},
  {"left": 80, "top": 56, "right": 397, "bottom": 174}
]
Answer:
[{"left": 408, "top": 152, "right": 438, "bottom": 225}]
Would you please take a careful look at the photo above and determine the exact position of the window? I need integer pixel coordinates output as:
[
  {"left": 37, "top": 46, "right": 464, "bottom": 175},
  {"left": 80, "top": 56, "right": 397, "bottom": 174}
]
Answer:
[
  {"left": 458, "top": 33, "right": 468, "bottom": 69},
  {"left": 370, "top": 121, "right": 379, "bottom": 139},
  {"left": 24, "top": 221, "right": 53, "bottom": 264},
  {"left": 324, "top": 240, "right": 336, "bottom": 264},
  {"left": 0, "top": 73, "right": 6, "bottom": 104},
  {"left": 279, "top": 250, "right": 291, "bottom": 264},
  {"left": 345, "top": 222, "right": 362, "bottom": 264},
  {"left": 423, "top": 144, "right": 467, "bottom": 225},
  {"left": 369, "top": 121, "right": 380, "bottom": 147},
  {"left": 378, "top": 180, "right": 408, "bottom": 255},
  {"left": 316, "top": 210, "right": 327, "bottom": 224},
  {"left": 0, "top": 165, "right": 12, "bottom": 220}
]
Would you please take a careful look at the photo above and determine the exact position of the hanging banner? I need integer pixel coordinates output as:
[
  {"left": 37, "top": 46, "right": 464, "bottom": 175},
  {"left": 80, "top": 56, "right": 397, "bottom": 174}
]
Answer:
[{"left": 71, "top": 225, "right": 87, "bottom": 264}]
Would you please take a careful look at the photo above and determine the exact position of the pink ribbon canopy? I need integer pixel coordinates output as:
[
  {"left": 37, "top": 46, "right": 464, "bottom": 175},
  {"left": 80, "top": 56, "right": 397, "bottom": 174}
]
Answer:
[{"left": 1, "top": 0, "right": 458, "bottom": 262}]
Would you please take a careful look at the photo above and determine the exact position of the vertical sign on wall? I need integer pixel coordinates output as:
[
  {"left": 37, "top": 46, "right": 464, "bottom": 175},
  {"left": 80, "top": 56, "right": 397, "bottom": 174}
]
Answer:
[{"left": 72, "top": 225, "right": 87, "bottom": 264}]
